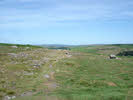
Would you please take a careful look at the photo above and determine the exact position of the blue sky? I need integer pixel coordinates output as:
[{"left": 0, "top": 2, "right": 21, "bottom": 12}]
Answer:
[{"left": 0, "top": 0, "right": 133, "bottom": 45}]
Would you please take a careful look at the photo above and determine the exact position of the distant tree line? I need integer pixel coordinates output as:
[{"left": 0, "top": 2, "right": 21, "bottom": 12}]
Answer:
[
  {"left": 48, "top": 46, "right": 70, "bottom": 50},
  {"left": 0, "top": 43, "right": 42, "bottom": 48}
]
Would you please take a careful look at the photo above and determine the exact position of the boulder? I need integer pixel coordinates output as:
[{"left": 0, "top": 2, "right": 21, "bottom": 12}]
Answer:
[{"left": 109, "top": 54, "right": 116, "bottom": 59}]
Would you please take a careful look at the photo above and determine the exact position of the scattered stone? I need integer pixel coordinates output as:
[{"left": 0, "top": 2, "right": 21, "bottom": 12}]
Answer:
[
  {"left": 11, "top": 96, "right": 16, "bottom": 99},
  {"left": 4, "top": 96, "right": 16, "bottom": 100},
  {"left": 8, "top": 52, "right": 29, "bottom": 58},
  {"left": 31, "top": 60, "right": 42, "bottom": 66},
  {"left": 4, "top": 96, "right": 11, "bottom": 100},
  {"left": 11, "top": 46, "right": 18, "bottom": 48},
  {"left": 17, "top": 53, "right": 28, "bottom": 58},
  {"left": 8, "top": 53, "right": 17, "bottom": 58},
  {"left": 9, "top": 61, "right": 19, "bottom": 65},
  {"left": 43, "top": 57, "right": 49, "bottom": 62}
]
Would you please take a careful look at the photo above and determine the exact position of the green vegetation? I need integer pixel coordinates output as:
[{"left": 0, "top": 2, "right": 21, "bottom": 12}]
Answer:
[
  {"left": 0, "top": 43, "right": 42, "bottom": 54},
  {"left": 0, "top": 43, "right": 133, "bottom": 100},
  {"left": 70, "top": 46, "right": 98, "bottom": 54},
  {"left": 0, "top": 43, "right": 41, "bottom": 48},
  {"left": 117, "top": 51, "right": 133, "bottom": 56},
  {"left": 53, "top": 45, "right": 133, "bottom": 100},
  {"left": 112, "top": 44, "right": 133, "bottom": 49}
]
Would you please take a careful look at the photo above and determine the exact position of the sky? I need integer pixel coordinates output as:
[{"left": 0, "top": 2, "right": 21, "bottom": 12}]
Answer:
[{"left": 0, "top": 0, "right": 133, "bottom": 45}]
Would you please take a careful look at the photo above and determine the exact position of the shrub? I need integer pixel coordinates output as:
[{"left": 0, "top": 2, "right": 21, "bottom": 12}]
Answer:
[
  {"left": 117, "top": 51, "right": 133, "bottom": 56},
  {"left": 6, "top": 90, "right": 15, "bottom": 95}
]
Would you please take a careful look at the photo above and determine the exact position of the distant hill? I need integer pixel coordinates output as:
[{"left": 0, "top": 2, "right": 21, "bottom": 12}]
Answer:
[
  {"left": 40, "top": 44, "right": 75, "bottom": 47},
  {"left": 39, "top": 44, "right": 77, "bottom": 50},
  {"left": 0, "top": 43, "right": 42, "bottom": 48}
]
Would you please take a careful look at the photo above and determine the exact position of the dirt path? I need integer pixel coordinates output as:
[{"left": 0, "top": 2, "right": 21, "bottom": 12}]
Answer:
[
  {"left": 43, "top": 57, "right": 65, "bottom": 95},
  {"left": 32, "top": 50, "right": 71, "bottom": 96}
]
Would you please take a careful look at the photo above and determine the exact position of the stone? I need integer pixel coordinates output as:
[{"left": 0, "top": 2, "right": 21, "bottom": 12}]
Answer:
[
  {"left": 23, "top": 71, "right": 33, "bottom": 76},
  {"left": 44, "top": 74, "right": 50, "bottom": 79},
  {"left": 11, "top": 46, "right": 18, "bottom": 48},
  {"left": 49, "top": 64, "right": 53, "bottom": 68},
  {"left": 66, "top": 55, "right": 72, "bottom": 57},
  {"left": 4, "top": 96, "right": 16, "bottom": 100},
  {"left": 26, "top": 47, "right": 30, "bottom": 49},
  {"left": 109, "top": 54, "right": 116, "bottom": 59},
  {"left": 33, "top": 64, "right": 40, "bottom": 68},
  {"left": 8, "top": 53, "right": 17, "bottom": 58},
  {"left": 4, "top": 96, "right": 11, "bottom": 100},
  {"left": 20, "top": 91, "right": 33, "bottom": 97},
  {"left": 11, "top": 96, "right": 16, "bottom": 99}
]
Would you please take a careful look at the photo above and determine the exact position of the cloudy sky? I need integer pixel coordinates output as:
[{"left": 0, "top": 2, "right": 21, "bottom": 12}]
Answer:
[{"left": 0, "top": 0, "right": 133, "bottom": 45}]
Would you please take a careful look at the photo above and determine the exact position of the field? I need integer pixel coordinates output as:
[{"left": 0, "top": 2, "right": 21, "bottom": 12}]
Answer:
[{"left": 0, "top": 43, "right": 133, "bottom": 100}]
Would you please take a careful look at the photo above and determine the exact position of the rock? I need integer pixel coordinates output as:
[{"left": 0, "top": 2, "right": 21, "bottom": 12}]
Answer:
[
  {"left": 18, "top": 53, "right": 28, "bottom": 58},
  {"left": 11, "top": 96, "right": 16, "bottom": 99},
  {"left": 109, "top": 54, "right": 116, "bottom": 59},
  {"left": 33, "top": 64, "right": 40, "bottom": 68},
  {"left": 44, "top": 74, "right": 50, "bottom": 79},
  {"left": 23, "top": 71, "right": 33, "bottom": 76},
  {"left": 11, "top": 81, "right": 16, "bottom": 85},
  {"left": 66, "top": 55, "right": 72, "bottom": 57},
  {"left": 26, "top": 47, "right": 30, "bottom": 49},
  {"left": 11, "top": 46, "right": 18, "bottom": 48},
  {"left": 8, "top": 52, "right": 28, "bottom": 58},
  {"left": 4, "top": 96, "right": 16, "bottom": 100},
  {"left": 31, "top": 60, "right": 42, "bottom": 66},
  {"left": 43, "top": 57, "right": 49, "bottom": 62},
  {"left": 8, "top": 53, "right": 17, "bottom": 58},
  {"left": 20, "top": 91, "right": 33, "bottom": 97},
  {"left": 49, "top": 64, "right": 53, "bottom": 68},
  {"left": 4, "top": 96, "right": 11, "bottom": 100}
]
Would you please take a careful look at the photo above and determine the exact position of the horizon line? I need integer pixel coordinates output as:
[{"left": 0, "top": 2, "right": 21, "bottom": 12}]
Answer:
[{"left": 0, "top": 42, "right": 133, "bottom": 46}]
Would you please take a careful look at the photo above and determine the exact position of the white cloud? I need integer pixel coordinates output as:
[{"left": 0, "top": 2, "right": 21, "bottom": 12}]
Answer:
[{"left": 1, "top": 0, "right": 133, "bottom": 29}]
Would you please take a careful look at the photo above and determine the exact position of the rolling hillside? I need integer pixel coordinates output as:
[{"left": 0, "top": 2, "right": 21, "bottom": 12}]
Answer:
[{"left": 0, "top": 43, "right": 133, "bottom": 100}]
